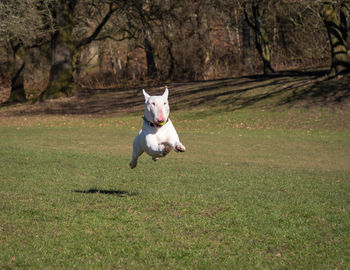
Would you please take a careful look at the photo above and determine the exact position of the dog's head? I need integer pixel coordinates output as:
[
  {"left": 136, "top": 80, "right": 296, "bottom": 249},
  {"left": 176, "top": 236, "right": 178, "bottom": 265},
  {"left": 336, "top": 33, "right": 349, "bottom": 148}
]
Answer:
[{"left": 143, "top": 88, "right": 170, "bottom": 128}]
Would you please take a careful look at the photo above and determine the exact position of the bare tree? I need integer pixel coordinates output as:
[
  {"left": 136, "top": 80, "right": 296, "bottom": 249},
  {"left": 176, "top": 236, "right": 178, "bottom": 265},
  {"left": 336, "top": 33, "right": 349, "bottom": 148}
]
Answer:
[
  {"left": 0, "top": 0, "right": 120, "bottom": 101},
  {"left": 320, "top": 1, "right": 350, "bottom": 76},
  {"left": 0, "top": 0, "right": 55, "bottom": 102},
  {"left": 114, "top": 0, "right": 166, "bottom": 78},
  {"left": 39, "top": 0, "right": 120, "bottom": 100},
  {"left": 243, "top": 0, "right": 275, "bottom": 74},
  {"left": 2, "top": 0, "right": 347, "bottom": 103}
]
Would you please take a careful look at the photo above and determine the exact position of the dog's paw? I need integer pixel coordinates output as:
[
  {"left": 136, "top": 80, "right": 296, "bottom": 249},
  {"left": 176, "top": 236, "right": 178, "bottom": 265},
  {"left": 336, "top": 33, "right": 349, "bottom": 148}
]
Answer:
[
  {"left": 152, "top": 157, "right": 158, "bottom": 161},
  {"left": 162, "top": 143, "right": 172, "bottom": 156},
  {"left": 129, "top": 161, "right": 137, "bottom": 169},
  {"left": 175, "top": 143, "right": 186, "bottom": 152}
]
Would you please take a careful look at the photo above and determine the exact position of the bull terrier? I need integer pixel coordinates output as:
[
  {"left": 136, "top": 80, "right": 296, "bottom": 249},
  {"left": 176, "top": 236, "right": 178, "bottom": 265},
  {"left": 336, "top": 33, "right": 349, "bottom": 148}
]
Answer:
[{"left": 129, "top": 88, "right": 186, "bottom": 168}]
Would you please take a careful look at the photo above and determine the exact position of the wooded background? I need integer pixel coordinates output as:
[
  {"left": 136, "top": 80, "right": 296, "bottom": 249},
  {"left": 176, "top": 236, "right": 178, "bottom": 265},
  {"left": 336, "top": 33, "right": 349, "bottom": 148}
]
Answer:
[{"left": 0, "top": 0, "right": 349, "bottom": 103}]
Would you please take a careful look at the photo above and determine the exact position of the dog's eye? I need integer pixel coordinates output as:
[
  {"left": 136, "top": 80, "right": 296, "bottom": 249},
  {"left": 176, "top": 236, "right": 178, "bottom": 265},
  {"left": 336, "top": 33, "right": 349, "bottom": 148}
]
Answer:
[
  {"left": 151, "top": 102, "right": 155, "bottom": 106},
  {"left": 164, "top": 102, "right": 167, "bottom": 105}
]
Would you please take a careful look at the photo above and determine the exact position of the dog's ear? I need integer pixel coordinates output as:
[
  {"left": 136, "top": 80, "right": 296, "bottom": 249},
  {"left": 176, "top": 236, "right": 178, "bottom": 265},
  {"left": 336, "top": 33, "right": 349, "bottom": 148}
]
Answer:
[
  {"left": 142, "top": 89, "right": 150, "bottom": 102},
  {"left": 162, "top": 88, "right": 169, "bottom": 100}
]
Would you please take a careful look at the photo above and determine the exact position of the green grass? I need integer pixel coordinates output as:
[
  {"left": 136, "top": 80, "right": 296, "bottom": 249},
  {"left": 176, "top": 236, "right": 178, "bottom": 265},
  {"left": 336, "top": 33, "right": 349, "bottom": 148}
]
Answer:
[
  {"left": 1, "top": 71, "right": 350, "bottom": 269},
  {"left": 1, "top": 107, "right": 349, "bottom": 269}
]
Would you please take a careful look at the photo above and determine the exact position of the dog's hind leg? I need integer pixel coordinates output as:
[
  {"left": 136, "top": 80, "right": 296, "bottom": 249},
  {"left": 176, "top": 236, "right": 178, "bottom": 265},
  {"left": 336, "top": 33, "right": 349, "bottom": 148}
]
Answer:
[
  {"left": 130, "top": 138, "right": 144, "bottom": 169},
  {"left": 130, "top": 148, "right": 143, "bottom": 168}
]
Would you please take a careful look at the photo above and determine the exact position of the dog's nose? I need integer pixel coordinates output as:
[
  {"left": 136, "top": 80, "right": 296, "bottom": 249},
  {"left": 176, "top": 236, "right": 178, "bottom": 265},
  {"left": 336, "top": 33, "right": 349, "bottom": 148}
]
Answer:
[{"left": 157, "top": 117, "right": 165, "bottom": 123}]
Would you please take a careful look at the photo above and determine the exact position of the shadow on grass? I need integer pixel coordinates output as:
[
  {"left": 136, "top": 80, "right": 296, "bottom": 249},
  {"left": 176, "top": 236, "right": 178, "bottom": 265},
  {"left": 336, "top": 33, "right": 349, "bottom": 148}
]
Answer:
[
  {"left": 279, "top": 74, "right": 350, "bottom": 105},
  {"left": 74, "top": 188, "right": 138, "bottom": 197},
  {"left": 170, "top": 69, "right": 331, "bottom": 111},
  {"left": 1, "top": 68, "right": 349, "bottom": 117}
]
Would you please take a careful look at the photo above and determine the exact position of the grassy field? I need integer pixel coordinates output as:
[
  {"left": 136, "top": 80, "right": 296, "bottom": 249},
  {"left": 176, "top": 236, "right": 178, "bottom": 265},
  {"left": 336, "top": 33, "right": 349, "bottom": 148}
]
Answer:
[{"left": 1, "top": 73, "right": 350, "bottom": 269}]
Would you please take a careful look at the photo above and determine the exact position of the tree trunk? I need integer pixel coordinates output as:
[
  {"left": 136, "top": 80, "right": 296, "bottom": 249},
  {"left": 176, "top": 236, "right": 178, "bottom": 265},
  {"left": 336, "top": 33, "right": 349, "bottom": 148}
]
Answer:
[
  {"left": 321, "top": 2, "right": 350, "bottom": 76},
  {"left": 244, "top": 2, "right": 275, "bottom": 75},
  {"left": 40, "top": 2, "right": 75, "bottom": 100},
  {"left": 167, "top": 44, "right": 175, "bottom": 78},
  {"left": 8, "top": 42, "right": 26, "bottom": 103},
  {"left": 161, "top": 23, "right": 176, "bottom": 79},
  {"left": 255, "top": 29, "right": 274, "bottom": 75},
  {"left": 8, "top": 62, "right": 26, "bottom": 103},
  {"left": 340, "top": 3, "right": 349, "bottom": 43},
  {"left": 144, "top": 29, "right": 158, "bottom": 78},
  {"left": 242, "top": 16, "right": 254, "bottom": 73},
  {"left": 39, "top": 1, "right": 117, "bottom": 100}
]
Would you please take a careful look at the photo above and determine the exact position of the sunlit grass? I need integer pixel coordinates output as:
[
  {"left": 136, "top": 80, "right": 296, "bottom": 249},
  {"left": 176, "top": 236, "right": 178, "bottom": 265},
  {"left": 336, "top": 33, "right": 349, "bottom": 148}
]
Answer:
[{"left": 1, "top": 106, "right": 349, "bottom": 269}]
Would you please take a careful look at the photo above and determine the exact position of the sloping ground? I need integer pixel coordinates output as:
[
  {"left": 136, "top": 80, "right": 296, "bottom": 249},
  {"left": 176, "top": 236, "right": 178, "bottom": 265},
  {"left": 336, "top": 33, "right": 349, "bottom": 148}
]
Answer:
[{"left": 0, "top": 69, "right": 349, "bottom": 117}]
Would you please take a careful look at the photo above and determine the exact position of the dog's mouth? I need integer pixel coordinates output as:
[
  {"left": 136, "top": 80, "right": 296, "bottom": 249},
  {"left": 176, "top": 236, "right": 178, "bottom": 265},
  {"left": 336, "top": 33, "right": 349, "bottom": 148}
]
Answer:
[
  {"left": 143, "top": 116, "right": 168, "bottom": 128},
  {"left": 153, "top": 122, "right": 165, "bottom": 128},
  {"left": 152, "top": 119, "right": 168, "bottom": 128}
]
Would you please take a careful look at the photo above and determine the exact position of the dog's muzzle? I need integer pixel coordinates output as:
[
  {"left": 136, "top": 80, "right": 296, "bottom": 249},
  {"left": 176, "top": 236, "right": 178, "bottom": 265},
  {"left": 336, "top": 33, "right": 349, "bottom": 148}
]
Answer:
[{"left": 143, "top": 117, "right": 168, "bottom": 128}]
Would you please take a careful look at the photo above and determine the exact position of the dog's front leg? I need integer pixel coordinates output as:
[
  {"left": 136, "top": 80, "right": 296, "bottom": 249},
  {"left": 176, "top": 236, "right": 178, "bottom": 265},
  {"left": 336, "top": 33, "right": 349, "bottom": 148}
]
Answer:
[
  {"left": 174, "top": 142, "right": 186, "bottom": 152},
  {"left": 151, "top": 143, "right": 172, "bottom": 157},
  {"left": 164, "top": 123, "right": 186, "bottom": 153},
  {"left": 166, "top": 132, "right": 186, "bottom": 153},
  {"left": 166, "top": 140, "right": 186, "bottom": 152},
  {"left": 146, "top": 142, "right": 172, "bottom": 158}
]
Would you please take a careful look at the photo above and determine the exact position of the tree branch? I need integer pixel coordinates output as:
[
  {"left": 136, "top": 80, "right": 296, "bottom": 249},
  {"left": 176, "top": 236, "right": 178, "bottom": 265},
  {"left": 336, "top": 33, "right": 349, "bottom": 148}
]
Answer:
[
  {"left": 76, "top": 3, "right": 118, "bottom": 49},
  {"left": 243, "top": 2, "right": 259, "bottom": 32}
]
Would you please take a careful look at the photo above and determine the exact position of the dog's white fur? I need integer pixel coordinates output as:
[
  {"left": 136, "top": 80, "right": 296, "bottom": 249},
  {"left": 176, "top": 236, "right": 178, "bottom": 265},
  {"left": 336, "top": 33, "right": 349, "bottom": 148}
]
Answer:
[{"left": 129, "top": 88, "right": 186, "bottom": 168}]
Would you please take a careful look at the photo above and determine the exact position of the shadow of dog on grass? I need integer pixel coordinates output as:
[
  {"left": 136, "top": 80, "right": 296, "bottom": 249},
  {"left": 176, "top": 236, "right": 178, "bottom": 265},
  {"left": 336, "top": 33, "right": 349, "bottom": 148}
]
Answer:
[{"left": 73, "top": 188, "right": 138, "bottom": 197}]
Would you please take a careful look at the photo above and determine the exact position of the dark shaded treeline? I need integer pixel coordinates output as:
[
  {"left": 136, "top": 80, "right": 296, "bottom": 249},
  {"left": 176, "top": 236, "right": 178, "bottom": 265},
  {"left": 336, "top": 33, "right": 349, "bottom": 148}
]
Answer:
[{"left": 0, "top": 0, "right": 349, "bottom": 103}]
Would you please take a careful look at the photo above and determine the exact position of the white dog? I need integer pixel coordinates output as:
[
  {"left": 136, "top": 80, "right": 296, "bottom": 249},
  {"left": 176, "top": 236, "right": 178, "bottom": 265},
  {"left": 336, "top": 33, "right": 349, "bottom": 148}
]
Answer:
[{"left": 129, "top": 88, "right": 186, "bottom": 168}]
